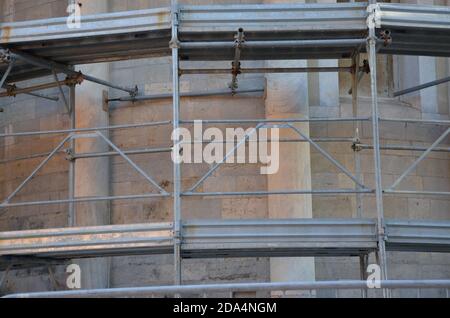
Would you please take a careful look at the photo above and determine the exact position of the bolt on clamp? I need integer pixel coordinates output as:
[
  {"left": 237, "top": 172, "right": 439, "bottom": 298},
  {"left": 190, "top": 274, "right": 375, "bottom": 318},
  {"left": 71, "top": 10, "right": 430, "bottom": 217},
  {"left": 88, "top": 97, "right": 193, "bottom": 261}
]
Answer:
[{"left": 65, "top": 148, "right": 75, "bottom": 161}]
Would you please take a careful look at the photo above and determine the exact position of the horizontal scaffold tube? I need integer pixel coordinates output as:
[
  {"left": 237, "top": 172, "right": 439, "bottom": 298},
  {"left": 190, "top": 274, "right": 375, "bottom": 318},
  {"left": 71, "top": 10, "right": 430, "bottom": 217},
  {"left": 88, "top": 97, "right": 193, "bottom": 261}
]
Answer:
[
  {"left": 0, "top": 77, "right": 80, "bottom": 98},
  {"left": 0, "top": 193, "right": 170, "bottom": 209},
  {"left": 359, "top": 144, "right": 450, "bottom": 153},
  {"left": 182, "top": 189, "right": 374, "bottom": 197},
  {"left": 384, "top": 190, "right": 450, "bottom": 196},
  {"left": 181, "top": 117, "right": 371, "bottom": 124},
  {"left": 380, "top": 117, "right": 450, "bottom": 125},
  {"left": 180, "top": 39, "right": 368, "bottom": 49},
  {"left": 13, "top": 117, "right": 449, "bottom": 138},
  {"left": 0, "top": 138, "right": 354, "bottom": 164},
  {"left": 0, "top": 190, "right": 373, "bottom": 209},
  {"left": 108, "top": 88, "right": 264, "bottom": 103},
  {"left": 0, "top": 49, "right": 137, "bottom": 95},
  {"left": 0, "top": 121, "right": 171, "bottom": 138},
  {"left": 181, "top": 66, "right": 354, "bottom": 75},
  {"left": 183, "top": 138, "right": 354, "bottom": 144},
  {"left": 74, "top": 147, "right": 173, "bottom": 159},
  {"left": 5, "top": 280, "right": 450, "bottom": 298}
]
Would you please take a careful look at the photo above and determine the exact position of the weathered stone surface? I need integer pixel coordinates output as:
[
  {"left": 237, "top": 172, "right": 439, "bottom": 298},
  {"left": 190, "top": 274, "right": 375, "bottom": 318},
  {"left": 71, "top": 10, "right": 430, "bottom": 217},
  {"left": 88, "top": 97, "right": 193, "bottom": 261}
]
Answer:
[{"left": 0, "top": 0, "right": 449, "bottom": 298}]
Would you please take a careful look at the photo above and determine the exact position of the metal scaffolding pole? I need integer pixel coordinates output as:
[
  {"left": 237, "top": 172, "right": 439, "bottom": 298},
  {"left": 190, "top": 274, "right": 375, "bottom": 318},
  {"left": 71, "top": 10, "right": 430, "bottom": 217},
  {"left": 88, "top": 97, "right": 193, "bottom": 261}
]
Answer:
[
  {"left": 180, "top": 38, "right": 367, "bottom": 50},
  {"left": 108, "top": 88, "right": 264, "bottom": 103},
  {"left": 171, "top": 0, "right": 182, "bottom": 286},
  {"left": 0, "top": 138, "right": 356, "bottom": 165},
  {"left": 359, "top": 144, "right": 450, "bottom": 153},
  {"left": 1, "top": 1, "right": 450, "bottom": 298},
  {"left": 0, "top": 264, "right": 12, "bottom": 291},
  {"left": 0, "top": 134, "right": 72, "bottom": 211},
  {"left": 388, "top": 128, "right": 450, "bottom": 191},
  {"left": 0, "top": 77, "right": 79, "bottom": 98},
  {"left": 0, "top": 61, "right": 14, "bottom": 88},
  {"left": 5, "top": 279, "right": 450, "bottom": 298},
  {"left": 68, "top": 85, "right": 76, "bottom": 227},
  {"left": 181, "top": 117, "right": 370, "bottom": 125},
  {"left": 352, "top": 53, "right": 363, "bottom": 218},
  {"left": 2, "top": 88, "right": 59, "bottom": 102},
  {"left": 0, "top": 60, "right": 58, "bottom": 101},
  {"left": 52, "top": 71, "right": 69, "bottom": 112},
  {"left": 0, "top": 121, "right": 171, "bottom": 138},
  {"left": 187, "top": 124, "right": 263, "bottom": 193},
  {"left": 384, "top": 190, "right": 450, "bottom": 196},
  {"left": 181, "top": 66, "right": 354, "bottom": 75},
  {"left": 95, "top": 131, "right": 168, "bottom": 195},
  {"left": 367, "top": 4, "right": 389, "bottom": 298},
  {"left": 74, "top": 147, "right": 173, "bottom": 159},
  {"left": 0, "top": 49, "right": 137, "bottom": 96},
  {"left": 183, "top": 189, "right": 373, "bottom": 197},
  {"left": 0, "top": 131, "right": 169, "bottom": 211},
  {"left": 0, "top": 194, "right": 169, "bottom": 209},
  {"left": 394, "top": 76, "right": 450, "bottom": 97},
  {"left": 380, "top": 118, "right": 450, "bottom": 126},
  {"left": 287, "top": 124, "right": 367, "bottom": 190}
]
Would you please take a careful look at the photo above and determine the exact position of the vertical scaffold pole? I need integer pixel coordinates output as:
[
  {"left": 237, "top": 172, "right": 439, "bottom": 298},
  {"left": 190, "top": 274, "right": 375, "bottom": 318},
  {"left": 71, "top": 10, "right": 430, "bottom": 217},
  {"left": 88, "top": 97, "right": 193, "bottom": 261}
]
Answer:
[
  {"left": 171, "top": 0, "right": 182, "bottom": 286},
  {"left": 68, "top": 84, "right": 76, "bottom": 226},
  {"left": 352, "top": 53, "right": 363, "bottom": 218},
  {"left": 367, "top": 3, "right": 389, "bottom": 298}
]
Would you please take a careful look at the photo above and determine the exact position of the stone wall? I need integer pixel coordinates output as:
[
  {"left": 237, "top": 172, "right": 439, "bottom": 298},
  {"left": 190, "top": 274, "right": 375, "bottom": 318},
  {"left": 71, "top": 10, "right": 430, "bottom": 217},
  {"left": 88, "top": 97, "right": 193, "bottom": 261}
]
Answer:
[{"left": 0, "top": 0, "right": 449, "bottom": 297}]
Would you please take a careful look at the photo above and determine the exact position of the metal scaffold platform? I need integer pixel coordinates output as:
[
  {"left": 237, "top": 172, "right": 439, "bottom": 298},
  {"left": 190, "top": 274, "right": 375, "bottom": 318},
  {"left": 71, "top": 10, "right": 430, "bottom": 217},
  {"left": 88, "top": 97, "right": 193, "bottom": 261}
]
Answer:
[
  {"left": 1, "top": 3, "right": 450, "bottom": 82},
  {"left": 1, "top": 1, "right": 450, "bottom": 297},
  {"left": 1, "top": 219, "right": 450, "bottom": 263}
]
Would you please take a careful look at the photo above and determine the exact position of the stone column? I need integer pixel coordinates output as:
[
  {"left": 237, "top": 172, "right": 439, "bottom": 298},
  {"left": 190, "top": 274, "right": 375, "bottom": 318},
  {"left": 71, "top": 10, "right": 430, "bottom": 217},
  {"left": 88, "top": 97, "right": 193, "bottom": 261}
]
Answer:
[
  {"left": 317, "top": 59, "right": 340, "bottom": 108},
  {"left": 264, "top": 0, "right": 315, "bottom": 298},
  {"left": 73, "top": 0, "right": 110, "bottom": 289},
  {"left": 395, "top": 0, "right": 440, "bottom": 118},
  {"left": 308, "top": 0, "right": 340, "bottom": 114},
  {"left": 418, "top": 56, "right": 439, "bottom": 116}
]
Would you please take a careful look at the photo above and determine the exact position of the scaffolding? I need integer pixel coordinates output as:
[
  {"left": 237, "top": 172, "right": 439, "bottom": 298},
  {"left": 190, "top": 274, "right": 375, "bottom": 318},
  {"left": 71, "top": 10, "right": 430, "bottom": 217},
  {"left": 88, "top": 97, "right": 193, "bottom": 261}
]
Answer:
[{"left": 1, "top": 1, "right": 450, "bottom": 297}]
